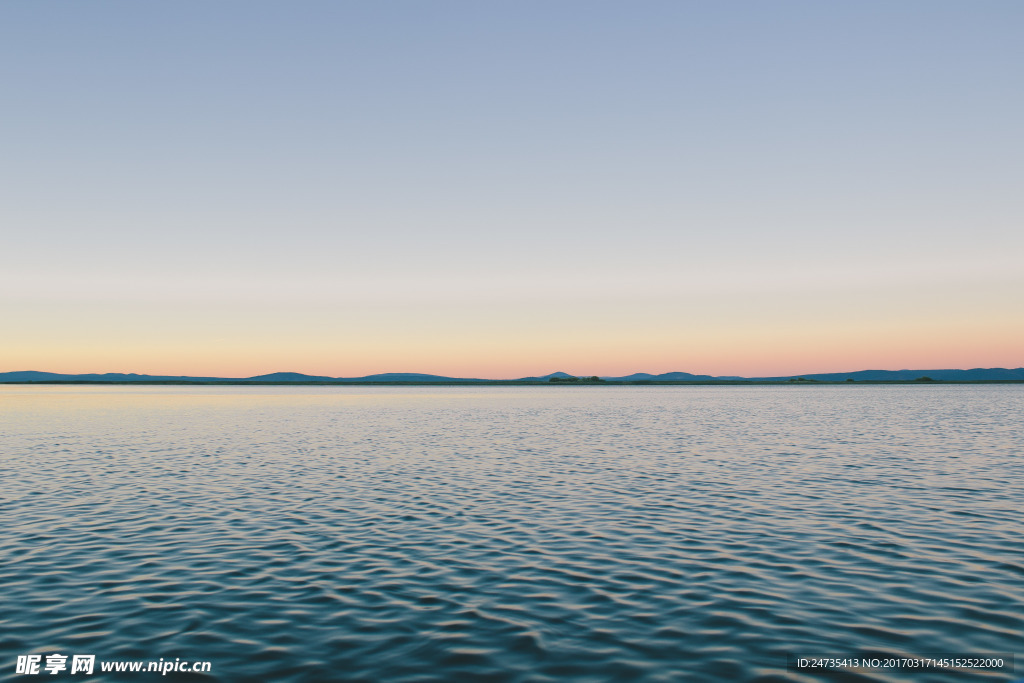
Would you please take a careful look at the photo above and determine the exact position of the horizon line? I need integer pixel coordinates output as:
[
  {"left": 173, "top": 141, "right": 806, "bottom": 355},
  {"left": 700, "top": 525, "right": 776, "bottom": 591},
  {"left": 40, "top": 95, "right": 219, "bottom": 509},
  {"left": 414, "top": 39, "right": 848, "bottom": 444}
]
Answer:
[{"left": 3, "top": 366, "right": 1023, "bottom": 382}]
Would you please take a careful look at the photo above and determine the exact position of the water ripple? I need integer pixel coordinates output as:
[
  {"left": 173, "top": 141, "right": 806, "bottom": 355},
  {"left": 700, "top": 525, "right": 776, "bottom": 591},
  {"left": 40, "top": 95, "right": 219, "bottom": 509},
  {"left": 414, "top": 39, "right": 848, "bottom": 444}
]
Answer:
[{"left": 1, "top": 385, "right": 1021, "bottom": 681}]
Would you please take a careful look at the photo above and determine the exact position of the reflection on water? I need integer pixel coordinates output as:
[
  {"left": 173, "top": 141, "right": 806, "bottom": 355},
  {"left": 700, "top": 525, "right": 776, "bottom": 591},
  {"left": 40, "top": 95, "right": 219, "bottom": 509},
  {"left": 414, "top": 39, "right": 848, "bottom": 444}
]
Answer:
[{"left": 1, "top": 385, "right": 1021, "bottom": 682}]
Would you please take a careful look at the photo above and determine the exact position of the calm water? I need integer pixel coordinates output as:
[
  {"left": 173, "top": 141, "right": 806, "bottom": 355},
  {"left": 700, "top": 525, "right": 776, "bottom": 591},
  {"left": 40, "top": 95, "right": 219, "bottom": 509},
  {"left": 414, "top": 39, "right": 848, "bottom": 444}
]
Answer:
[{"left": 1, "top": 385, "right": 1021, "bottom": 682}]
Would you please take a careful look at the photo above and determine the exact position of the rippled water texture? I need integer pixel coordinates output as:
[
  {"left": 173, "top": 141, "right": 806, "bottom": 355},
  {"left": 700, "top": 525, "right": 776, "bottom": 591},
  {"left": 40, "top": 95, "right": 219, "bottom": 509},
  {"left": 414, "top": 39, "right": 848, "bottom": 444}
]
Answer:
[{"left": 1, "top": 385, "right": 1022, "bottom": 682}]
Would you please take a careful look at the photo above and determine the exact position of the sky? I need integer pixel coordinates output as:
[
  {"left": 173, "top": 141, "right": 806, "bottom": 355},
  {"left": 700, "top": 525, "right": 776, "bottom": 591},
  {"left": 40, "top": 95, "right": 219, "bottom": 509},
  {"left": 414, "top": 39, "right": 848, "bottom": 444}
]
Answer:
[{"left": 2, "top": 1, "right": 1022, "bottom": 378}]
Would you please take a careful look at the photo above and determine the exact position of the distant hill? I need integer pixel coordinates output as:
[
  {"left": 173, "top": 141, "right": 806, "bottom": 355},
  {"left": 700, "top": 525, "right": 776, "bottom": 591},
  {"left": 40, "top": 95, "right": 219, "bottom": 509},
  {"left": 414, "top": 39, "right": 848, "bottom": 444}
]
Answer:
[
  {"left": 603, "top": 371, "right": 744, "bottom": 381},
  {"left": 754, "top": 368, "right": 1024, "bottom": 382},
  {"left": 0, "top": 371, "right": 69, "bottom": 382},
  {"left": 0, "top": 370, "right": 484, "bottom": 383},
  {"left": 0, "top": 371, "right": 227, "bottom": 382},
  {"left": 2, "top": 368, "right": 1023, "bottom": 384},
  {"left": 246, "top": 372, "right": 335, "bottom": 381},
  {"left": 604, "top": 368, "right": 1024, "bottom": 382},
  {"left": 516, "top": 371, "right": 575, "bottom": 381}
]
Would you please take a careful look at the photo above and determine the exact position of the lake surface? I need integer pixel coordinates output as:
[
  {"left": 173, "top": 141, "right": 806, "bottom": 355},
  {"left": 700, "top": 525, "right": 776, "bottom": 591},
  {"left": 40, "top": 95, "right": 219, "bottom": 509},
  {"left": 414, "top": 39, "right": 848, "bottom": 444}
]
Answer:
[{"left": 1, "top": 385, "right": 1021, "bottom": 682}]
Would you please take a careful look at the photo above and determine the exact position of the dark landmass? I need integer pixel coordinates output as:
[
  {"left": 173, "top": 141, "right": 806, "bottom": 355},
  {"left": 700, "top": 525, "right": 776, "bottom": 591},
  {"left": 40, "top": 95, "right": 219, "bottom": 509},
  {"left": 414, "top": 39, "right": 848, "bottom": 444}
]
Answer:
[
  {"left": 2, "top": 367, "right": 1023, "bottom": 385},
  {"left": 0, "top": 371, "right": 231, "bottom": 383},
  {"left": 754, "top": 368, "right": 1024, "bottom": 382},
  {"left": 517, "top": 372, "right": 576, "bottom": 381},
  {"left": 246, "top": 372, "right": 336, "bottom": 382},
  {"left": 604, "top": 371, "right": 745, "bottom": 381}
]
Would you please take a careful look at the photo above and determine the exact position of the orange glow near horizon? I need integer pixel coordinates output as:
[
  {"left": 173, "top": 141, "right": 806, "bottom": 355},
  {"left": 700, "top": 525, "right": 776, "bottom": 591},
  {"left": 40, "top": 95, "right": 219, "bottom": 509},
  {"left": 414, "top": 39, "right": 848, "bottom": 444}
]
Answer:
[
  {"left": 3, "top": 235, "right": 1022, "bottom": 380},
  {"left": 6, "top": 313, "right": 1022, "bottom": 379}
]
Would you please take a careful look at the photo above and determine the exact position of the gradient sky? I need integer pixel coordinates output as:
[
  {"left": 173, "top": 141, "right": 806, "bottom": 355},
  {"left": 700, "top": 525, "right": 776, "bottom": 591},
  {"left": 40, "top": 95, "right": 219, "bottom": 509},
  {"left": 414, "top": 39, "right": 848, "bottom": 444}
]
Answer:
[{"left": 2, "top": 1, "right": 1022, "bottom": 378}]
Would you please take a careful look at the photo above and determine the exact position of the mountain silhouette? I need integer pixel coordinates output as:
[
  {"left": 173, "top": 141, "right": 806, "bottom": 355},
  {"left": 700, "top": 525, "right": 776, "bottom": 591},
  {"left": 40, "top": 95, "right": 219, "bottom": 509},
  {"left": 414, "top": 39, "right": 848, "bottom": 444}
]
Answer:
[
  {"left": 603, "top": 371, "right": 742, "bottom": 381},
  {"left": 516, "top": 371, "right": 576, "bottom": 381},
  {"left": 247, "top": 372, "right": 335, "bottom": 381},
  {"left": 2, "top": 368, "right": 1023, "bottom": 383}
]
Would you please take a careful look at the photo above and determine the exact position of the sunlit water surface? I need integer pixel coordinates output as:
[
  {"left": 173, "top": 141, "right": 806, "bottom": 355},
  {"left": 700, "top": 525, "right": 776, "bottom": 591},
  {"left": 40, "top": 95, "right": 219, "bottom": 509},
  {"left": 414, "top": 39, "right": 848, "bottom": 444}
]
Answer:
[{"left": 1, "top": 385, "right": 1021, "bottom": 682}]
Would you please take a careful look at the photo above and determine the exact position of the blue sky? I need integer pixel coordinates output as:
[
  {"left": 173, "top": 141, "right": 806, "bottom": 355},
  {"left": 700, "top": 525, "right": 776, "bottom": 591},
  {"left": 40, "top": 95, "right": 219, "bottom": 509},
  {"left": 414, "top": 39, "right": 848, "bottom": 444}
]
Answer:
[{"left": 2, "top": 1, "right": 1022, "bottom": 376}]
